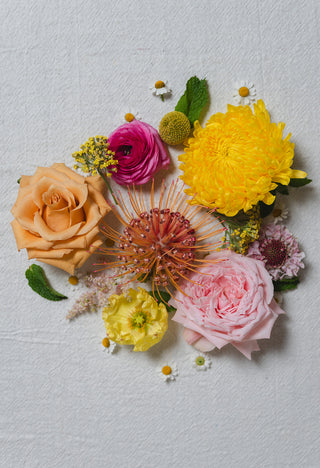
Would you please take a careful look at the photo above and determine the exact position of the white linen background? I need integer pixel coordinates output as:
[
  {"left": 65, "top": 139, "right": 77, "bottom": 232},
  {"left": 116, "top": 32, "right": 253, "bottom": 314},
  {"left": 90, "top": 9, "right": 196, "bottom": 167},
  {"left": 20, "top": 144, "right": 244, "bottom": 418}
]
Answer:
[{"left": 1, "top": 0, "right": 319, "bottom": 467}]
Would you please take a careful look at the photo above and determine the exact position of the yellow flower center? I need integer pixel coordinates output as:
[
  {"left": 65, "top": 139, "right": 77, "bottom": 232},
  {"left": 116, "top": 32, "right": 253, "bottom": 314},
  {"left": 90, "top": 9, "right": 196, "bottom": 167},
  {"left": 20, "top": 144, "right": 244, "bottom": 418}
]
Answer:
[
  {"left": 125, "top": 113, "right": 135, "bottom": 122},
  {"left": 130, "top": 310, "right": 150, "bottom": 330},
  {"left": 102, "top": 337, "right": 110, "bottom": 348},
  {"left": 159, "top": 111, "right": 191, "bottom": 146},
  {"left": 239, "top": 86, "right": 249, "bottom": 97},
  {"left": 155, "top": 80, "right": 165, "bottom": 89},
  {"left": 162, "top": 365, "right": 172, "bottom": 375},
  {"left": 272, "top": 208, "right": 282, "bottom": 218},
  {"left": 68, "top": 275, "right": 78, "bottom": 285},
  {"left": 195, "top": 356, "right": 205, "bottom": 366}
]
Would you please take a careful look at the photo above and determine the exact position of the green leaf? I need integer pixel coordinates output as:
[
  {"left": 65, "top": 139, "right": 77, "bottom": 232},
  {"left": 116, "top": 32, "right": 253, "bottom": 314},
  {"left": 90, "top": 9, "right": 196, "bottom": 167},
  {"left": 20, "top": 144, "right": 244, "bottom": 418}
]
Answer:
[
  {"left": 259, "top": 200, "right": 275, "bottom": 218},
  {"left": 175, "top": 93, "right": 189, "bottom": 116},
  {"left": 148, "top": 290, "right": 176, "bottom": 313},
  {"left": 175, "top": 76, "right": 208, "bottom": 126},
  {"left": 25, "top": 264, "right": 68, "bottom": 301},
  {"left": 273, "top": 277, "right": 300, "bottom": 292},
  {"left": 17, "top": 177, "right": 21, "bottom": 184},
  {"left": 289, "top": 177, "right": 312, "bottom": 187},
  {"left": 275, "top": 184, "right": 289, "bottom": 195}
]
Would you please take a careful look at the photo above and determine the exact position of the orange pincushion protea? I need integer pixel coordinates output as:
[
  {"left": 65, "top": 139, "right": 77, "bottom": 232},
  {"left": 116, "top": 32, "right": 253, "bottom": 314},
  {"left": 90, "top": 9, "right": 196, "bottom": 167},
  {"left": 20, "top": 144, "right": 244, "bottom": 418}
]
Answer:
[
  {"left": 97, "top": 180, "right": 224, "bottom": 297},
  {"left": 179, "top": 100, "right": 307, "bottom": 216}
]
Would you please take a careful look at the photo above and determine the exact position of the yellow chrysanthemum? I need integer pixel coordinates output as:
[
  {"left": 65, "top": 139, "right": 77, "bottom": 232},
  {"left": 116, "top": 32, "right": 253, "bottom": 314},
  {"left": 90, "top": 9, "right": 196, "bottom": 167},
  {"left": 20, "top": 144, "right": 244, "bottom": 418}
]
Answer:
[
  {"left": 102, "top": 288, "right": 168, "bottom": 352},
  {"left": 179, "top": 100, "right": 306, "bottom": 216}
]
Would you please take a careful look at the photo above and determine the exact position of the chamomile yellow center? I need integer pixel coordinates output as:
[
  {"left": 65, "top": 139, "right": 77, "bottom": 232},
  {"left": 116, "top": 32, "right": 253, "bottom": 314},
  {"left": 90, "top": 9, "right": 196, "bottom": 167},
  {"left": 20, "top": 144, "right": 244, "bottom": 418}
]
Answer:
[
  {"left": 195, "top": 356, "right": 205, "bottom": 366},
  {"left": 239, "top": 86, "right": 249, "bottom": 97},
  {"left": 155, "top": 80, "right": 165, "bottom": 89},
  {"left": 102, "top": 337, "right": 110, "bottom": 348},
  {"left": 162, "top": 365, "right": 172, "bottom": 375},
  {"left": 68, "top": 275, "right": 78, "bottom": 285},
  {"left": 272, "top": 208, "right": 282, "bottom": 218},
  {"left": 125, "top": 113, "right": 135, "bottom": 122}
]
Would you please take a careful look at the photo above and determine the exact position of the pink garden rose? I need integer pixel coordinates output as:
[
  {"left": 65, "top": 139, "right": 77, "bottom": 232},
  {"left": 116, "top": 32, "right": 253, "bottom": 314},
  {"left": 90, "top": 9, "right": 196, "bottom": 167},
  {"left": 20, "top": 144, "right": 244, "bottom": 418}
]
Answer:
[
  {"left": 172, "top": 250, "right": 284, "bottom": 359},
  {"left": 108, "top": 120, "right": 170, "bottom": 185}
]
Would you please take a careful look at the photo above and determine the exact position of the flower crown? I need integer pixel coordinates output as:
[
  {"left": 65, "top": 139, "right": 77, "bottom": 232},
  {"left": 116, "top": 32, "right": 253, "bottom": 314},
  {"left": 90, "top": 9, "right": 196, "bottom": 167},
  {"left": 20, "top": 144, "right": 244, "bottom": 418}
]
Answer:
[{"left": 11, "top": 76, "right": 310, "bottom": 381}]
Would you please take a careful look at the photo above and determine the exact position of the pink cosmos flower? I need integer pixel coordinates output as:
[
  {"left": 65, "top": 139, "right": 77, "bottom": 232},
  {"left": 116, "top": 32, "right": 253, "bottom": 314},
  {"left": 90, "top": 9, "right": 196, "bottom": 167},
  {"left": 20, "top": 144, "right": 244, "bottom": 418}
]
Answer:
[
  {"left": 172, "top": 250, "right": 284, "bottom": 359},
  {"left": 108, "top": 120, "right": 170, "bottom": 185},
  {"left": 247, "top": 224, "right": 305, "bottom": 281}
]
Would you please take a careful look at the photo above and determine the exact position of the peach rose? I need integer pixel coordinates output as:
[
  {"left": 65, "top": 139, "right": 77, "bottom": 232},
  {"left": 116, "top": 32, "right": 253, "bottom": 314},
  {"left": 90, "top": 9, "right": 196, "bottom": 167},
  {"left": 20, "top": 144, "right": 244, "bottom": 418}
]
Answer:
[{"left": 11, "top": 163, "right": 109, "bottom": 274}]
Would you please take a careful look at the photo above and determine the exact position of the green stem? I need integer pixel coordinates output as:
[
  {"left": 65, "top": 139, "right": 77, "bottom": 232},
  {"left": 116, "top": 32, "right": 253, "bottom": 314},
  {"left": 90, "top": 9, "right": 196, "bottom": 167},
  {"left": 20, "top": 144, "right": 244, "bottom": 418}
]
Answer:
[{"left": 98, "top": 169, "right": 118, "bottom": 205}]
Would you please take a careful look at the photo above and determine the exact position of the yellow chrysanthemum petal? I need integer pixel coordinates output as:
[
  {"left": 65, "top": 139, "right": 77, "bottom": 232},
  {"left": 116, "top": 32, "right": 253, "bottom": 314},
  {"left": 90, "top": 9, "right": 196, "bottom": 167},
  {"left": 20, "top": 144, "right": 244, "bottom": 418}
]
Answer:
[{"left": 179, "top": 99, "right": 306, "bottom": 216}]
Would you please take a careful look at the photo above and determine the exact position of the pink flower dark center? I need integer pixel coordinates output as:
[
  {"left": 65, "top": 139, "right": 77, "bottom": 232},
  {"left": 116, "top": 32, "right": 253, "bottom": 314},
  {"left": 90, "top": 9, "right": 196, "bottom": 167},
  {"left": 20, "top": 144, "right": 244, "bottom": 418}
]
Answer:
[
  {"left": 260, "top": 239, "right": 287, "bottom": 267},
  {"left": 117, "top": 145, "right": 132, "bottom": 155}
]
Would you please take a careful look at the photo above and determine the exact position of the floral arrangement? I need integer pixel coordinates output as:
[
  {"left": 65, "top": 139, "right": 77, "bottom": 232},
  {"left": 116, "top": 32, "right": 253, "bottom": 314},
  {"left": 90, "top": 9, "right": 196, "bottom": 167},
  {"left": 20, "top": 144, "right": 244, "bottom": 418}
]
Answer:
[{"left": 11, "top": 76, "right": 310, "bottom": 381}]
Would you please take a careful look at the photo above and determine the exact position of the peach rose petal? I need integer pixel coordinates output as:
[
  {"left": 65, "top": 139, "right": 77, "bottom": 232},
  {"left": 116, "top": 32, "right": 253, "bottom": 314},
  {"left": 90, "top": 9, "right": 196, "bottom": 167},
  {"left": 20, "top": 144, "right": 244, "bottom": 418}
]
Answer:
[
  {"left": 28, "top": 166, "right": 72, "bottom": 185},
  {"left": 37, "top": 237, "right": 103, "bottom": 275},
  {"left": 77, "top": 200, "right": 104, "bottom": 236},
  {"left": 19, "top": 175, "right": 32, "bottom": 188},
  {"left": 11, "top": 220, "right": 52, "bottom": 250},
  {"left": 27, "top": 247, "right": 73, "bottom": 259},
  {"left": 34, "top": 212, "right": 83, "bottom": 241},
  {"left": 86, "top": 183, "right": 109, "bottom": 215},
  {"left": 51, "top": 162, "right": 87, "bottom": 184},
  {"left": 43, "top": 205, "right": 72, "bottom": 232},
  {"left": 42, "top": 183, "right": 76, "bottom": 209},
  {"left": 11, "top": 163, "right": 110, "bottom": 274},
  {"left": 11, "top": 193, "right": 39, "bottom": 232},
  {"left": 86, "top": 175, "right": 105, "bottom": 192},
  {"left": 52, "top": 226, "right": 101, "bottom": 250}
]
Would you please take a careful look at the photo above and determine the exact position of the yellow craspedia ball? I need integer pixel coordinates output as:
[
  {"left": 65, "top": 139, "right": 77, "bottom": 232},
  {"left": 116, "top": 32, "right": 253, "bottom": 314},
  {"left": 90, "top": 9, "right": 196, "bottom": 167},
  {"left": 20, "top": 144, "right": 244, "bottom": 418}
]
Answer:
[{"left": 159, "top": 111, "right": 191, "bottom": 146}]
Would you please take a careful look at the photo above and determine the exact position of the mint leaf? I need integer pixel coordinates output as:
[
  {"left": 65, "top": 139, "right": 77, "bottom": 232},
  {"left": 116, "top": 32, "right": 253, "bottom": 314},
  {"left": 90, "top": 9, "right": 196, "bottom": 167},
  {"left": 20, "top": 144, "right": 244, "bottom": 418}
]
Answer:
[
  {"left": 175, "top": 93, "right": 189, "bottom": 116},
  {"left": 273, "top": 277, "right": 299, "bottom": 292},
  {"left": 289, "top": 177, "right": 312, "bottom": 187},
  {"left": 25, "top": 264, "right": 68, "bottom": 301},
  {"left": 148, "top": 290, "right": 176, "bottom": 313},
  {"left": 175, "top": 76, "right": 208, "bottom": 126}
]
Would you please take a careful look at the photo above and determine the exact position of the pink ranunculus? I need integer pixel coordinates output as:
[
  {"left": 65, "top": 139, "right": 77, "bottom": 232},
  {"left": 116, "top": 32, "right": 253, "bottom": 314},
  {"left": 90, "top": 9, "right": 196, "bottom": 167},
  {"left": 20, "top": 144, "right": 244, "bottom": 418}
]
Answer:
[
  {"left": 108, "top": 120, "right": 170, "bottom": 185},
  {"left": 172, "top": 250, "right": 284, "bottom": 359}
]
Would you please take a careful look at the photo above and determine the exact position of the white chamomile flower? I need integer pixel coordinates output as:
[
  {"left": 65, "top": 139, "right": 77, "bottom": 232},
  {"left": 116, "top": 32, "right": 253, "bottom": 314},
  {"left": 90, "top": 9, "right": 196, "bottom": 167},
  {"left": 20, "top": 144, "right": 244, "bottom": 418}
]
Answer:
[
  {"left": 123, "top": 111, "right": 141, "bottom": 123},
  {"left": 192, "top": 353, "right": 211, "bottom": 371},
  {"left": 264, "top": 200, "right": 289, "bottom": 225},
  {"left": 271, "top": 201, "right": 289, "bottom": 224},
  {"left": 158, "top": 362, "right": 178, "bottom": 382},
  {"left": 101, "top": 336, "right": 116, "bottom": 354},
  {"left": 150, "top": 80, "right": 171, "bottom": 101},
  {"left": 274, "top": 292, "right": 283, "bottom": 306},
  {"left": 233, "top": 80, "right": 256, "bottom": 106}
]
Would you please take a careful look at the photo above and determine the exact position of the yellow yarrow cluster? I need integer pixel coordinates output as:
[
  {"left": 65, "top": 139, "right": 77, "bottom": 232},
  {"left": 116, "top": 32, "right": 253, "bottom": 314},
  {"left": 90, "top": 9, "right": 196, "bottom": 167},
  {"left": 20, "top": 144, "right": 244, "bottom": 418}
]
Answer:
[
  {"left": 221, "top": 206, "right": 261, "bottom": 254},
  {"left": 102, "top": 288, "right": 168, "bottom": 352},
  {"left": 179, "top": 100, "right": 306, "bottom": 216},
  {"left": 72, "top": 135, "right": 118, "bottom": 177}
]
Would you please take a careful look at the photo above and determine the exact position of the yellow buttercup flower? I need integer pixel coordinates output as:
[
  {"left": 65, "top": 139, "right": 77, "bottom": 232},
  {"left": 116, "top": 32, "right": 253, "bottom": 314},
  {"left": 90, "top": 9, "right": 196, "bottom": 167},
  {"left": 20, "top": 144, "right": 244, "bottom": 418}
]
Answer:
[
  {"left": 179, "top": 100, "right": 306, "bottom": 216},
  {"left": 102, "top": 288, "right": 168, "bottom": 352}
]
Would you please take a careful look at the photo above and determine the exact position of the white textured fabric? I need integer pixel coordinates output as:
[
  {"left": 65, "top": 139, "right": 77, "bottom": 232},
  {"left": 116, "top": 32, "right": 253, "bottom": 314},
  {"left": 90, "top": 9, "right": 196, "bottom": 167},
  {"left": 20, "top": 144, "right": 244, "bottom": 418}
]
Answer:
[{"left": 1, "top": 1, "right": 319, "bottom": 467}]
